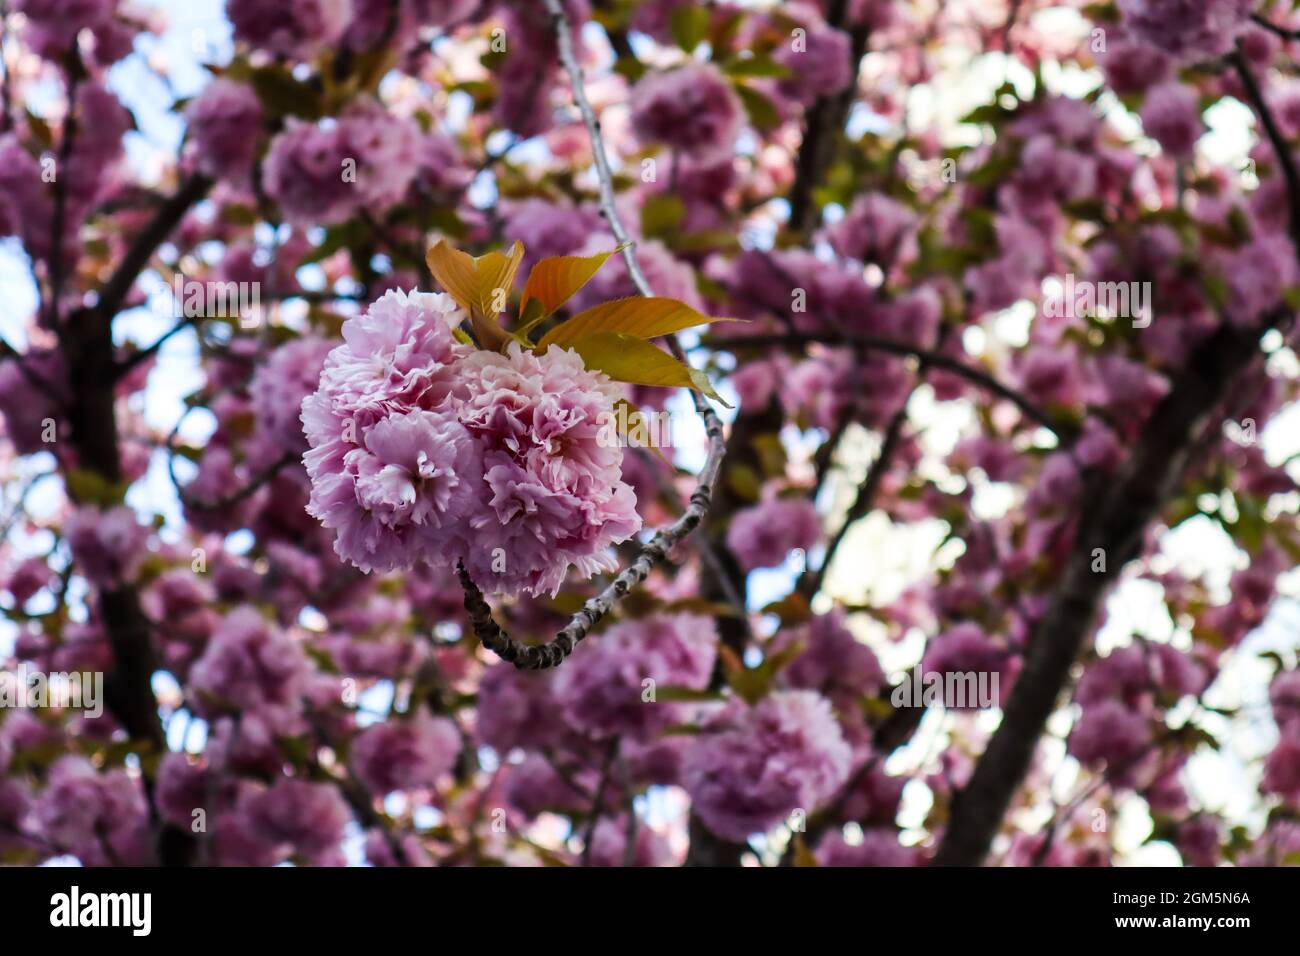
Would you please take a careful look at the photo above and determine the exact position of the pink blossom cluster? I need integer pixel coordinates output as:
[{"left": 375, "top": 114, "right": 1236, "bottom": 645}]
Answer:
[
  {"left": 726, "top": 496, "right": 823, "bottom": 572},
  {"left": 13, "top": 0, "right": 136, "bottom": 65},
  {"left": 227, "top": 0, "right": 354, "bottom": 60},
  {"left": 683, "top": 690, "right": 853, "bottom": 841},
  {"left": 554, "top": 613, "right": 718, "bottom": 738},
  {"left": 629, "top": 63, "right": 743, "bottom": 163},
  {"left": 302, "top": 288, "right": 641, "bottom": 595},
  {"left": 185, "top": 79, "right": 266, "bottom": 186},
  {"left": 264, "top": 103, "right": 423, "bottom": 225},
  {"left": 1117, "top": 0, "right": 1256, "bottom": 63}
]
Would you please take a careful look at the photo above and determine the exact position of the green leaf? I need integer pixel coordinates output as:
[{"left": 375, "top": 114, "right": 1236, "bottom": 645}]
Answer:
[
  {"left": 735, "top": 83, "right": 780, "bottom": 130},
  {"left": 569, "top": 332, "right": 730, "bottom": 405},
  {"left": 537, "top": 296, "right": 735, "bottom": 351},
  {"left": 65, "top": 470, "right": 129, "bottom": 507},
  {"left": 722, "top": 54, "right": 791, "bottom": 79},
  {"left": 640, "top": 195, "right": 686, "bottom": 239},
  {"left": 249, "top": 66, "right": 322, "bottom": 119},
  {"left": 670, "top": 5, "right": 711, "bottom": 52}
]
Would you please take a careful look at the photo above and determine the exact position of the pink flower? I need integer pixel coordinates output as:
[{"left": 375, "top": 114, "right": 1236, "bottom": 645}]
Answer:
[
  {"left": 475, "top": 665, "right": 565, "bottom": 753},
  {"left": 1219, "top": 234, "right": 1298, "bottom": 328},
  {"left": 190, "top": 607, "right": 308, "bottom": 714},
  {"left": 242, "top": 777, "right": 353, "bottom": 860},
  {"left": 351, "top": 711, "right": 461, "bottom": 794},
  {"left": 774, "top": 16, "right": 853, "bottom": 104},
  {"left": 1177, "top": 816, "right": 1222, "bottom": 866},
  {"left": 303, "top": 289, "right": 641, "bottom": 596},
  {"left": 816, "top": 828, "right": 919, "bottom": 866},
  {"left": 554, "top": 613, "right": 718, "bottom": 739},
  {"left": 65, "top": 505, "right": 150, "bottom": 588},
  {"left": 1271, "top": 670, "right": 1300, "bottom": 737},
  {"left": 1265, "top": 728, "right": 1300, "bottom": 806},
  {"left": 263, "top": 120, "right": 358, "bottom": 226},
  {"left": 684, "top": 690, "right": 852, "bottom": 841},
  {"left": 250, "top": 336, "right": 335, "bottom": 462},
  {"left": 829, "top": 192, "right": 915, "bottom": 265},
  {"left": 156, "top": 753, "right": 210, "bottom": 829},
  {"left": 185, "top": 79, "right": 265, "bottom": 185},
  {"left": 451, "top": 344, "right": 641, "bottom": 597},
  {"left": 1098, "top": 38, "right": 1173, "bottom": 94},
  {"left": 629, "top": 63, "right": 743, "bottom": 162},
  {"left": 3, "top": 556, "right": 54, "bottom": 606},
  {"left": 921, "top": 622, "right": 1015, "bottom": 709},
  {"left": 503, "top": 753, "right": 598, "bottom": 819},
  {"left": 13, "top": 0, "right": 127, "bottom": 64},
  {"left": 1117, "top": 0, "right": 1255, "bottom": 62},
  {"left": 776, "top": 609, "right": 885, "bottom": 705},
  {"left": 726, "top": 497, "right": 822, "bottom": 572},
  {"left": 227, "top": 0, "right": 354, "bottom": 60},
  {"left": 0, "top": 348, "right": 66, "bottom": 454},
  {"left": 1140, "top": 82, "right": 1202, "bottom": 158},
  {"left": 338, "top": 100, "right": 424, "bottom": 209},
  {"left": 263, "top": 105, "right": 420, "bottom": 224},
  {"left": 1069, "top": 699, "right": 1153, "bottom": 783},
  {"left": 31, "top": 756, "right": 150, "bottom": 865},
  {"left": 311, "top": 408, "right": 481, "bottom": 573},
  {"left": 588, "top": 816, "right": 677, "bottom": 866}
]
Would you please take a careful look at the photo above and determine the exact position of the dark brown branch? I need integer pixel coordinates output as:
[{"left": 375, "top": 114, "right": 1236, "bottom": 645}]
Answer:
[
  {"left": 1233, "top": 50, "right": 1300, "bottom": 240},
  {"left": 1250, "top": 13, "right": 1300, "bottom": 42},
  {"left": 785, "top": 1, "right": 870, "bottom": 237},
  {"left": 94, "top": 173, "right": 213, "bottom": 322},
  {"left": 797, "top": 397, "right": 908, "bottom": 599}
]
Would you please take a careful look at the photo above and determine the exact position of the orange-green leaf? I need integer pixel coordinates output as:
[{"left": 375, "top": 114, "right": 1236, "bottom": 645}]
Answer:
[
  {"left": 519, "top": 249, "right": 618, "bottom": 328},
  {"left": 425, "top": 240, "right": 480, "bottom": 315},
  {"left": 473, "top": 240, "right": 524, "bottom": 321},
  {"left": 538, "top": 296, "right": 735, "bottom": 351},
  {"left": 426, "top": 239, "right": 524, "bottom": 322},
  {"left": 567, "top": 332, "right": 730, "bottom": 405}
]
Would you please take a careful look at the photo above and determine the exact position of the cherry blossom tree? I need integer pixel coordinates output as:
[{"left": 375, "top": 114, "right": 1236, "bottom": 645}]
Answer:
[{"left": 0, "top": 0, "right": 1297, "bottom": 868}]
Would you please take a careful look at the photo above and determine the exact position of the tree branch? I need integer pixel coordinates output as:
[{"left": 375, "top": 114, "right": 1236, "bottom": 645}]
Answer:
[
  {"left": 785, "top": 1, "right": 870, "bottom": 238},
  {"left": 94, "top": 173, "right": 212, "bottom": 322}
]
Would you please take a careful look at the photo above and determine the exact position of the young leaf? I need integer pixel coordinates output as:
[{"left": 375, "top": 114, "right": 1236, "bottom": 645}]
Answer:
[
  {"left": 425, "top": 240, "right": 480, "bottom": 315},
  {"left": 567, "top": 332, "right": 730, "bottom": 405},
  {"left": 538, "top": 296, "right": 736, "bottom": 351},
  {"left": 473, "top": 240, "right": 524, "bottom": 321},
  {"left": 518, "top": 249, "right": 618, "bottom": 327}
]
